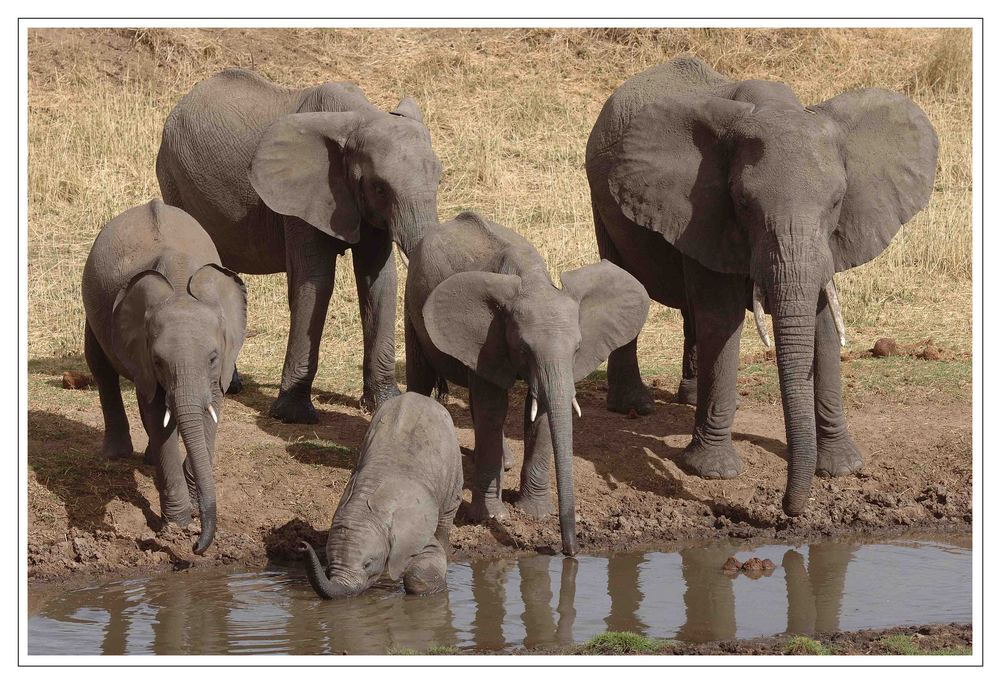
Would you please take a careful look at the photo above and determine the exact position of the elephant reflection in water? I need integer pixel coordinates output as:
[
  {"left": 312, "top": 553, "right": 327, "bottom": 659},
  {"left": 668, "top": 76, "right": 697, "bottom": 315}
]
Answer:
[
  {"left": 469, "top": 555, "right": 579, "bottom": 651},
  {"left": 605, "top": 554, "right": 647, "bottom": 635},
  {"left": 676, "top": 542, "right": 857, "bottom": 642},
  {"left": 783, "top": 543, "right": 857, "bottom": 635}
]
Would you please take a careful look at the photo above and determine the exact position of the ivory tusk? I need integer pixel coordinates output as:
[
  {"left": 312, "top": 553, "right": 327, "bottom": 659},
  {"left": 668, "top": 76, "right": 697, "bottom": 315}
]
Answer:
[
  {"left": 530, "top": 397, "right": 538, "bottom": 423},
  {"left": 572, "top": 396, "right": 582, "bottom": 418},
  {"left": 824, "top": 279, "right": 847, "bottom": 347},
  {"left": 752, "top": 282, "right": 772, "bottom": 348},
  {"left": 208, "top": 404, "right": 218, "bottom": 424},
  {"left": 397, "top": 245, "right": 409, "bottom": 269},
  {"left": 162, "top": 408, "right": 171, "bottom": 428}
]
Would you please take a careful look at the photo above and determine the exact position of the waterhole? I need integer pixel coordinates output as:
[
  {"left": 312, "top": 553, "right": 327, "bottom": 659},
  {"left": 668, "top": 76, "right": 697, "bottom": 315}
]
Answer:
[{"left": 28, "top": 532, "right": 971, "bottom": 655}]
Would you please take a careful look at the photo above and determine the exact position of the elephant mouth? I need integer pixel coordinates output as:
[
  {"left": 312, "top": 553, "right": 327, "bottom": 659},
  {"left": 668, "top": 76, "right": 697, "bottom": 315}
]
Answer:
[{"left": 751, "top": 278, "right": 847, "bottom": 349}]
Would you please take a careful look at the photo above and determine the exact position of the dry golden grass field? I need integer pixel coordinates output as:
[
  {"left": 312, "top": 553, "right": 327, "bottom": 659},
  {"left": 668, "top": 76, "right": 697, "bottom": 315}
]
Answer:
[{"left": 25, "top": 28, "right": 974, "bottom": 578}]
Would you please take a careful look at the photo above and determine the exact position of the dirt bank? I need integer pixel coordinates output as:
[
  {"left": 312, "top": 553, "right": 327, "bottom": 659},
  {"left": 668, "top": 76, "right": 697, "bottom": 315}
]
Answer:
[
  {"left": 27, "top": 357, "right": 972, "bottom": 582},
  {"left": 521, "top": 623, "right": 973, "bottom": 656}
]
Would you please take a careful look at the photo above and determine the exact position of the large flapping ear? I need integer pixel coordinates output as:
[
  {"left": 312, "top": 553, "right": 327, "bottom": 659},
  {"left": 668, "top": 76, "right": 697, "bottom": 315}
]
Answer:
[
  {"left": 561, "top": 260, "right": 650, "bottom": 382},
  {"left": 111, "top": 270, "right": 174, "bottom": 398},
  {"left": 367, "top": 480, "right": 438, "bottom": 581},
  {"left": 390, "top": 96, "right": 424, "bottom": 124},
  {"left": 811, "top": 88, "right": 939, "bottom": 271},
  {"left": 249, "top": 111, "right": 363, "bottom": 243},
  {"left": 608, "top": 95, "right": 755, "bottom": 274},
  {"left": 188, "top": 264, "right": 248, "bottom": 393},
  {"left": 423, "top": 271, "right": 521, "bottom": 390}
]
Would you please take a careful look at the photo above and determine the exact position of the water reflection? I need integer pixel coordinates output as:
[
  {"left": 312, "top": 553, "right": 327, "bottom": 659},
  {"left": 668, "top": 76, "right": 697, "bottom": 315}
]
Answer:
[{"left": 28, "top": 534, "right": 970, "bottom": 655}]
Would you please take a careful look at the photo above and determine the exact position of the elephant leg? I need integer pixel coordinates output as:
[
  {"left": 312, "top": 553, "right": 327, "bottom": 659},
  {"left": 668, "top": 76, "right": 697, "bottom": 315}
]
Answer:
[
  {"left": 594, "top": 201, "right": 654, "bottom": 416},
  {"left": 85, "top": 322, "right": 133, "bottom": 460},
  {"left": 514, "top": 393, "right": 554, "bottom": 518},
  {"left": 404, "top": 312, "right": 436, "bottom": 396},
  {"left": 468, "top": 388, "right": 512, "bottom": 470},
  {"left": 269, "top": 217, "right": 339, "bottom": 424},
  {"left": 139, "top": 393, "right": 192, "bottom": 527},
  {"left": 352, "top": 227, "right": 402, "bottom": 414},
  {"left": 814, "top": 296, "right": 864, "bottom": 477},
  {"left": 467, "top": 374, "right": 509, "bottom": 523},
  {"left": 402, "top": 538, "right": 448, "bottom": 595},
  {"left": 676, "top": 307, "right": 698, "bottom": 406},
  {"left": 680, "top": 259, "right": 744, "bottom": 480}
]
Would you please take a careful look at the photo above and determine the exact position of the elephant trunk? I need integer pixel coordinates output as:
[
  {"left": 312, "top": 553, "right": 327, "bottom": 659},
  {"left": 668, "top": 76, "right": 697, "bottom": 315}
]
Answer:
[
  {"left": 768, "top": 285, "right": 821, "bottom": 516},
  {"left": 390, "top": 190, "right": 439, "bottom": 257},
  {"left": 538, "top": 362, "right": 578, "bottom": 556},
  {"left": 298, "top": 541, "right": 359, "bottom": 600},
  {"left": 174, "top": 396, "right": 217, "bottom": 554}
]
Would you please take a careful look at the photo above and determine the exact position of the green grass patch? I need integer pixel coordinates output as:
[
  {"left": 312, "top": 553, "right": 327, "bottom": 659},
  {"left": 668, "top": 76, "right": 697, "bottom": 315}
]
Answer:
[
  {"left": 577, "top": 631, "right": 663, "bottom": 655},
  {"left": 784, "top": 636, "right": 833, "bottom": 656},
  {"left": 386, "top": 645, "right": 459, "bottom": 655},
  {"left": 879, "top": 634, "right": 971, "bottom": 656}
]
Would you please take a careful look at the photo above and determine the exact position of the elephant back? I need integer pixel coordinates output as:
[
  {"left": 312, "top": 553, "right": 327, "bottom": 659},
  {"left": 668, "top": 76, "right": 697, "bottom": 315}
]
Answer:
[{"left": 586, "top": 57, "right": 730, "bottom": 167}]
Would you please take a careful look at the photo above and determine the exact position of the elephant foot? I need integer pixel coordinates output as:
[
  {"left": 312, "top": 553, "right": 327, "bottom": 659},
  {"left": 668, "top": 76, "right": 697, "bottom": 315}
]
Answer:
[
  {"left": 468, "top": 493, "right": 509, "bottom": 523},
  {"left": 513, "top": 491, "right": 554, "bottom": 518},
  {"left": 226, "top": 367, "right": 243, "bottom": 395},
  {"left": 102, "top": 435, "right": 134, "bottom": 461},
  {"left": 680, "top": 440, "right": 743, "bottom": 480},
  {"left": 269, "top": 390, "right": 319, "bottom": 424},
  {"left": 675, "top": 378, "right": 698, "bottom": 406},
  {"left": 816, "top": 433, "right": 864, "bottom": 477},
  {"left": 606, "top": 381, "right": 655, "bottom": 416},
  {"left": 403, "top": 553, "right": 448, "bottom": 595},
  {"left": 359, "top": 381, "right": 402, "bottom": 415}
]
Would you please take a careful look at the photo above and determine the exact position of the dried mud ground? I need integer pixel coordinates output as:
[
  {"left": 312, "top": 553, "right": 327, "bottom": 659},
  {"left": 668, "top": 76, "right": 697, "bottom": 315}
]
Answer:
[{"left": 27, "top": 349, "right": 972, "bottom": 583}]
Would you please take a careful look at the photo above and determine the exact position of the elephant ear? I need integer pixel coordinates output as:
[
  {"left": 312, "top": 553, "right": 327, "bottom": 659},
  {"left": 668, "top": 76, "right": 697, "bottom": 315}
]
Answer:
[
  {"left": 561, "top": 260, "right": 650, "bottom": 382},
  {"left": 423, "top": 271, "right": 521, "bottom": 390},
  {"left": 390, "top": 96, "right": 424, "bottom": 124},
  {"left": 111, "top": 270, "right": 174, "bottom": 399},
  {"left": 188, "top": 264, "right": 248, "bottom": 393},
  {"left": 367, "top": 480, "right": 437, "bottom": 581},
  {"left": 812, "top": 88, "right": 939, "bottom": 271},
  {"left": 608, "top": 95, "right": 755, "bottom": 274},
  {"left": 249, "top": 111, "right": 363, "bottom": 244}
]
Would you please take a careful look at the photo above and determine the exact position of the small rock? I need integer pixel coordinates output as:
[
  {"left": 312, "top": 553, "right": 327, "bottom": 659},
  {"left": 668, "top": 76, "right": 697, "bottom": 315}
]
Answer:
[
  {"left": 919, "top": 343, "right": 942, "bottom": 361},
  {"left": 872, "top": 338, "right": 897, "bottom": 357},
  {"left": 62, "top": 371, "right": 93, "bottom": 390},
  {"left": 722, "top": 556, "right": 742, "bottom": 573}
]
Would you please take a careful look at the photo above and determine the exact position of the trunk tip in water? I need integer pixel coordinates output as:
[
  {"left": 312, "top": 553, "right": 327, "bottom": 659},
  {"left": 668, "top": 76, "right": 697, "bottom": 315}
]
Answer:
[{"left": 192, "top": 503, "right": 217, "bottom": 555}]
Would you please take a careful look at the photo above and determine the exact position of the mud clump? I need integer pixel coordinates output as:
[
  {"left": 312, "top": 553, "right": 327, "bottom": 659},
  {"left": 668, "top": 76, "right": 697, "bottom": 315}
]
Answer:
[
  {"left": 919, "top": 343, "right": 943, "bottom": 361},
  {"left": 722, "top": 556, "right": 776, "bottom": 578},
  {"left": 62, "top": 371, "right": 93, "bottom": 389},
  {"left": 872, "top": 338, "right": 898, "bottom": 357}
]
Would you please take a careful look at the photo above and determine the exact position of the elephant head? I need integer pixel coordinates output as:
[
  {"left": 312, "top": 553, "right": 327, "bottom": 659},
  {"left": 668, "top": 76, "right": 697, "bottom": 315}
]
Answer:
[
  {"left": 608, "top": 85, "right": 938, "bottom": 515},
  {"left": 248, "top": 98, "right": 442, "bottom": 256},
  {"left": 422, "top": 260, "right": 649, "bottom": 555},
  {"left": 111, "top": 264, "right": 247, "bottom": 553},
  {"left": 299, "top": 478, "right": 439, "bottom": 599}
]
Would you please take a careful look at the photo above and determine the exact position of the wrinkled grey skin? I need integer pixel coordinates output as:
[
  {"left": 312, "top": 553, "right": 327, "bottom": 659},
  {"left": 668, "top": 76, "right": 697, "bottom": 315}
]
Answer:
[
  {"left": 82, "top": 200, "right": 247, "bottom": 554},
  {"left": 586, "top": 57, "right": 938, "bottom": 515},
  {"left": 299, "top": 393, "right": 463, "bottom": 599},
  {"left": 156, "top": 68, "right": 442, "bottom": 423},
  {"left": 404, "top": 212, "right": 649, "bottom": 556}
]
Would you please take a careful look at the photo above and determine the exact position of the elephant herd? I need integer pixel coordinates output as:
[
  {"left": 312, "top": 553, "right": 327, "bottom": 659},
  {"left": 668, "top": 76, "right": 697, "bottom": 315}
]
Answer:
[{"left": 80, "top": 56, "right": 938, "bottom": 598}]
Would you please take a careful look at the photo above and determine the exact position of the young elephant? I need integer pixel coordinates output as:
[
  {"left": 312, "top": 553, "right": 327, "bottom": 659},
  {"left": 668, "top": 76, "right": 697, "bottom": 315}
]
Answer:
[
  {"left": 299, "top": 393, "right": 463, "bottom": 599},
  {"left": 405, "top": 212, "right": 649, "bottom": 556},
  {"left": 82, "top": 199, "right": 247, "bottom": 554}
]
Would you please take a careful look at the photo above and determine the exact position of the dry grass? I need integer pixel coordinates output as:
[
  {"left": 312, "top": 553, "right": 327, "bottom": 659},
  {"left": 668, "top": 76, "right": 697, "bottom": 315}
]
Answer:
[{"left": 27, "top": 28, "right": 972, "bottom": 397}]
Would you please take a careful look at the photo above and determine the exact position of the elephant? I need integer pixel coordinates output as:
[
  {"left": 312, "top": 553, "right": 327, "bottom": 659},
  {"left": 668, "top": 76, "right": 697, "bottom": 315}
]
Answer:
[
  {"left": 298, "top": 392, "right": 463, "bottom": 599},
  {"left": 586, "top": 57, "right": 938, "bottom": 515},
  {"left": 81, "top": 199, "right": 247, "bottom": 554},
  {"left": 156, "top": 68, "right": 442, "bottom": 423},
  {"left": 404, "top": 212, "right": 650, "bottom": 556}
]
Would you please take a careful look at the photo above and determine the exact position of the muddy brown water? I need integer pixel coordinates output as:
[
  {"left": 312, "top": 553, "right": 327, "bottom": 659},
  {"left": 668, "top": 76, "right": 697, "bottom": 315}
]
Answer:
[{"left": 28, "top": 533, "right": 971, "bottom": 655}]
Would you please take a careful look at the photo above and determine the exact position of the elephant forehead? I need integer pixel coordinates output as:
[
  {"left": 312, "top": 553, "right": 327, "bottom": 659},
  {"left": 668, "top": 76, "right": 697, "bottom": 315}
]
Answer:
[{"left": 147, "top": 300, "right": 220, "bottom": 340}]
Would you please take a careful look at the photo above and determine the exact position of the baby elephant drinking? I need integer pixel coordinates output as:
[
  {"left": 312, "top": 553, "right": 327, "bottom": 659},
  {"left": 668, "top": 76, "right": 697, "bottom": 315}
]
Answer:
[
  {"left": 82, "top": 199, "right": 247, "bottom": 554},
  {"left": 299, "top": 393, "right": 463, "bottom": 599}
]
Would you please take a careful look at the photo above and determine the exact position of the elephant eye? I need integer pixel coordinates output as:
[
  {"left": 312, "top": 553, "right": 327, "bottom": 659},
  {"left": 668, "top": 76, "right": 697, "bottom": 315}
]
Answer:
[
  {"left": 363, "top": 559, "right": 373, "bottom": 570},
  {"left": 372, "top": 181, "right": 387, "bottom": 197},
  {"left": 208, "top": 351, "right": 219, "bottom": 365}
]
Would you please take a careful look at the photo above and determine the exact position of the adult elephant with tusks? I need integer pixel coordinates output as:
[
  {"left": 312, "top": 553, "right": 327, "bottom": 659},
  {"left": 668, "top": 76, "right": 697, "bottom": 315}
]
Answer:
[
  {"left": 156, "top": 68, "right": 442, "bottom": 422},
  {"left": 587, "top": 57, "right": 938, "bottom": 515}
]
